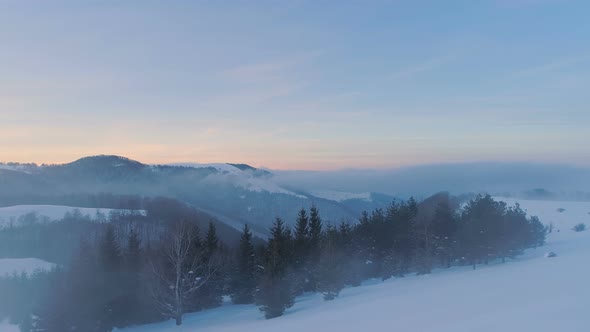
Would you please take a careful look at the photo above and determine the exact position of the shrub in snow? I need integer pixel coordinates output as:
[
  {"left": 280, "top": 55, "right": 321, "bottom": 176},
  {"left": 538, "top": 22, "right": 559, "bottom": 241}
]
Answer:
[
  {"left": 556, "top": 208, "right": 566, "bottom": 213},
  {"left": 572, "top": 223, "right": 586, "bottom": 232},
  {"left": 545, "top": 252, "right": 557, "bottom": 258}
]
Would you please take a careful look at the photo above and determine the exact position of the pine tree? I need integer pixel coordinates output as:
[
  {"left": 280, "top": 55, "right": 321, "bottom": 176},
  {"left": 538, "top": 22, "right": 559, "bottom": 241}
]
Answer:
[
  {"left": 396, "top": 198, "right": 418, "bottom": 274},
  {"left": 122, "top": 228, "right": 143, "bottom": 325},
  {"left": 231, "top": 224, "right": 258, "bottom": 304},
  {"left": 338, "top": 222, "right": 364, "bottom": 287},
  {"left": 97, "top": 225, "right": 124, "bottom": 330},
  {"left": 256, "top": 217, "right": 295, "bottom": 319},
  {"left": 292, "top": 208, "right": 310, "bottom": 293},
  {"left": 459, "top": 195, "right": 506, "bottom": 269},
  {"left": 293, "top": 208, "right": 309, "bottom": 264},
  {"left": 306, "top": 205, "right": 323, "bottom": 290},
  {"left": 309, "top": 205, "right": 323, "bottom": 249},
  {"left": 317, "top": 225, "right": 345, "bottom": 300},
  {"left": 205, "top": 222, "right": 219, "bottom": 256},
  {"left": 197, "top": 222, "right": 223, "bottom": 309},
  {"left": 432, "top": 200, "right": 457, "bottom": 268},
  {"left": 37, "top": 240, "right": 103, "bottom": 331}
]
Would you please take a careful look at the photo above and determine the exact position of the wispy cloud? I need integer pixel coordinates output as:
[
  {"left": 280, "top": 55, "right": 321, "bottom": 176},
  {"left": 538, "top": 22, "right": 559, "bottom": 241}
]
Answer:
[
  {"left": 510, "top": 54, "right": 590, "bottom": 78},
  {"left": 218, "top": 51, "right": 322, "bottom": 84},
  {"left": 388, "top": 54, "right": 457, "bottom": 80}
]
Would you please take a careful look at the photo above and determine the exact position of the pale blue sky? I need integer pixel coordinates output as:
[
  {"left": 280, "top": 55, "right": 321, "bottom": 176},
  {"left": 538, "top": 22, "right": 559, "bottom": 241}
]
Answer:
[{"left": 1, "top": 0, "right": 589, "bottom": 169}]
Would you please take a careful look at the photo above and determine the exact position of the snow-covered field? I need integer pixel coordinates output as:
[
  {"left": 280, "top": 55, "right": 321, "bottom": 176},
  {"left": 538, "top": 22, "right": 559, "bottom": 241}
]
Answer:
[
  {"left": 0, "top": 258, "right": 55, "bottom": 278},
  {"left": 0, "top": 320, "right": 19, "bottom": 332},
  {"left": 0, "top": 205, "right": 146, "bottom": 228},
  {"left": 120, "top": 198, "right": 590, "bottom": 332}
]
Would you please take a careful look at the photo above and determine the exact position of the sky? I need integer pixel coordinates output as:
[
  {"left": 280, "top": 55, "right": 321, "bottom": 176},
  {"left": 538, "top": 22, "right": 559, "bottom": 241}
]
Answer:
[{"left": 1, "top": 0, "right": 589, "bottom": 170}]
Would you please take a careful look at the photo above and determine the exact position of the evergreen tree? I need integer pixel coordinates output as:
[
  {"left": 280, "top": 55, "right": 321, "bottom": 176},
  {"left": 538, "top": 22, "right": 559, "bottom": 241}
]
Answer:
[
  {"left": 338, "top": 222, "right": 364, "bottom": 287},
  {"left": 317, "top": 225, "right": 345, "bottom": 300},
  {"left": 431, "top": 200, "right": 457, "bottom": 268},
  {"left": 39, "top": 240, "right": 103, "bottom": 331},
  {"left": 256, "top": 218, "right": 295, "bottom": 319},
  {"left": 306, "top": 205, "right": 323, "bottom": 290},
  {"left": 196, "top": 222, "right": 223, "bottom": 309},
  {"left": 292, "top": 208, "right": 310, "bottom": 293},
  {"left": 379, "top": 199, "right": 418, "bottom": 278},
  {"left": 293, "top": 208, "right": 310, "bottom": 265},
  {"left": 459, "top": 195, "right": 507, "bottom": 269},
  {"left": 204, "top": 222, "right": 219, "bottom": 256},
  {"left": 527, "top": 215, "right": 547, "bottom": 248},
  {"left": 309, "top": 205, "right": 323, "bottom": 250},
  {"left": 97, "top": 225, "right": 124, "bottom": 330},
  {"left": 231, "top": 224, "right": 258, "bottom": 304},
  {"left": 121, "top": 228, "right": 144, "bottom": 325}
]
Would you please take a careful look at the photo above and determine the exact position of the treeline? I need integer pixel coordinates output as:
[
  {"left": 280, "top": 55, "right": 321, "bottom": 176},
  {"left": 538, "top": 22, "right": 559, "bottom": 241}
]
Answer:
[
  {"left": 0, "top": 196, "right": 246, "bottom": 264},
  {"left": 2, "top": 194, "right": 546, "bottom": 331}
]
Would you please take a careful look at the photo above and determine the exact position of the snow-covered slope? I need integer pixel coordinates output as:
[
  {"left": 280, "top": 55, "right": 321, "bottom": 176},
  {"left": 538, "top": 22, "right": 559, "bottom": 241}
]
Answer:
[
  {"left": 0, "top": 205, "right": 146, "bottom": 228},
  {"left": 0, "top": 320, "right": 19, "bottom": 332},
  {"left": 172, "top": 163, "right": 307, "bottom": 199},
  {"left": 119, "top": 198, "right": 590, "bottom": 332},
  {"left": 0, "top": 258, "right": 55, "bottom": 277}
]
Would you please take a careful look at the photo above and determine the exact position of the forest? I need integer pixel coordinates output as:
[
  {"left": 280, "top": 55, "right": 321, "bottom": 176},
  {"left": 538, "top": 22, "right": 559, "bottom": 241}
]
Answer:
[{"left": 0, "top": 194, "right": 547, "bottom": 331}]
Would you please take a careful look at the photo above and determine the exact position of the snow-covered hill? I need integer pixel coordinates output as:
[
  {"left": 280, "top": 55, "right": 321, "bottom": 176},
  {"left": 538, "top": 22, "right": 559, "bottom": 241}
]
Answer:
[
  {"left": 171, "top": 162, "right": 306, "bottom": 199},
  {"left": 0, "top": 258, "right": 55, "bottom": 278},
  {"left": 0, "top": 205, "right": 146, "bottom": 228},
  {"left": 0, "top": 156, "right": 397, "bottom": 233},
  {"left": 119, "top": 198, "right": 590, "bottom": 332}
]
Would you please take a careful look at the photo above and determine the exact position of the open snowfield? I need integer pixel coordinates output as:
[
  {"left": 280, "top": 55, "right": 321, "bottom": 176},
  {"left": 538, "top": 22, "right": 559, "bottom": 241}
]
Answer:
[
  {"left": 0, "top": 205, "right": 146, "bottom": 228},
  {"left": 119, "top": 198, "right": 590, "bottom": 332},
  {"left": 0, "top": 320, "right": 19, "bottom": 332},
  {"left": 0, "top": 258, "right": 55, "bottom": 278}
]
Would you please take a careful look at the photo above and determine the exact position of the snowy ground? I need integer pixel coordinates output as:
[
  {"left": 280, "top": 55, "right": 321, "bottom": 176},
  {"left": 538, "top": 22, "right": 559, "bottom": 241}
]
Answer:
[
  {"left": 0, "top": 258, "right": 55, "bottom": 278},
  {"left": 0, "top": 205, "right": 146, "bottom": 228},
  {"left": 0, "top": 320, "right": 19, "bottom": 332},
  {"left": 119, "top": 198, "right": 590, "bottom": 332}
]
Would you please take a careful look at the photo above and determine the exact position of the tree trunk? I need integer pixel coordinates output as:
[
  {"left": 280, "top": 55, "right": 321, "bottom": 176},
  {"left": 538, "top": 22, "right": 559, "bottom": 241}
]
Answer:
[{"left": 175, "top": 315, "right": 182, "bottom": 326}]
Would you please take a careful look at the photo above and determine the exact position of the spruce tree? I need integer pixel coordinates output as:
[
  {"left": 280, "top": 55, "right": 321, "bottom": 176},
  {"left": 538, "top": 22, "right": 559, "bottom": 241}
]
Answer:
[
  {"left": 317, "top": 225, "right": 345, "bottom": 300},
  {"left": 309, "top": 205, "right": 323, "bottom": 249},
  {"left": 231, "top": 224, "right": 258, "bottom": 304},
  {"left": 432, "top": 200, "right": 457, "bottom": 268},
  {"left": 307, "top": 205, "right": 323, "bottom": 290},
  {"left": 122, "top": 228, "right": 143, "bottom": 325},
  {"left": 391, "top": 198, "right": 418, "bottom": 275},
  {"left": 205, "top": 222, "right": 219, "bottom": 256},
  {"left": 294, "top": 208, "right": 310, "bottom": 264},
  {"left": 256, "top": 217, "right": 295, "bottom": 319},
  {"left": 98, "top": 225, "right": 125, "bottom": 330},
  {"left": 292, "top": 208, "right": 310, "bottom": 293},
  {"left": 197, "top": 222, "right": 223, "bottom": 309}
]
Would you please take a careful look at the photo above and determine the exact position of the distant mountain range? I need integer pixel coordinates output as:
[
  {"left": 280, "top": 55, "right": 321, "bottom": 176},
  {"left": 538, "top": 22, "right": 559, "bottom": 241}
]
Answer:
[
  {"left": 2, "top": 155, "right": 589, "bottom": 236},
  {"left": 0, "top": 155, "right": 395, "bottom": 236}
]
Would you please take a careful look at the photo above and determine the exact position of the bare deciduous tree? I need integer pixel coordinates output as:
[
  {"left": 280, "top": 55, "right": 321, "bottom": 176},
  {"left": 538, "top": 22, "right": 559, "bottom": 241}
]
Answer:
[{"left": 147, "top": 220, "right": 221, "bottom": 326}]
